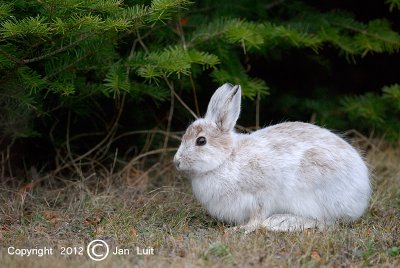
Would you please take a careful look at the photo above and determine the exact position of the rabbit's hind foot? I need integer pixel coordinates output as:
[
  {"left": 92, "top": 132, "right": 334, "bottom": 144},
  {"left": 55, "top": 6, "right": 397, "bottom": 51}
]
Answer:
[{"left": 262, "top": 214, "right": 325, "bottom": 232}]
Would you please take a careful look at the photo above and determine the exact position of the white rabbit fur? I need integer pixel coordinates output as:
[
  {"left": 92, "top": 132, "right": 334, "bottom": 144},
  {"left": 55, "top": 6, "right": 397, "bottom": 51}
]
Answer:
[{"left": 174, "top": 83, "right": 371, "bottom": 232}]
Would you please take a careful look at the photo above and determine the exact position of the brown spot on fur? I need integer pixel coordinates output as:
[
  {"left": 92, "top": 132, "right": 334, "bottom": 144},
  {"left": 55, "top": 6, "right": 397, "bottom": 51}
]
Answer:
[
  {"left": 209, "top": 131, "right": 232, "bottom": 151},
  {"left": 299, "top": 148, "right": 335, "bottom": 180},
  {"left": 271, "top": 142, "right": 289, "bottom": 153},
  {"left": 182, "top": 124, "right": 203, "bottom": 142},
  {"left": 215, "top": 113, "right": 228, "bottom": 130},
  {"left": 182, "top": 122, "right": 233, "bottom": 152}
]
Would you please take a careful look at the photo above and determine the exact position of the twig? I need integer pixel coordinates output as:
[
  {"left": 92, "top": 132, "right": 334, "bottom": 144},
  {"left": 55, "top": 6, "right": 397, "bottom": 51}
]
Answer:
[
  {"left": 173, "top": 89, "right": 198, "bottom": 119},
  {"left": 255, "top": 90, "right": 260, "bottom": 129},
  {"left": 176, "top": 10, "right": 199, "bottom": 117},
  {"left": 119, "top": 147, "right": 177, "bottom": 175},
  {"left": 127, "top": 162, "right": 160, "bottom": 188},
  {"left": 265, "top": 0, "right": 286, "bottom": 10},
  {"left": 127, "top": 29, "right": 155, "bottom": 75},
  {"left": 110, "top": 148, "right": 118, "bottom": 175},
  {"left": 47, "top": 93, "right": 126, "bottom": 177},
  {"left": 154, "top": 161, "right": 178, "bottom": 185},
  {"left": 189, "top": 73, "right": 200, "bottom": 116},
  {"left": 60, "top": 131, "right": 106, "bottom": 145},
  {"left": 93, "top": 93, "right": 126, "bottom": 161},
  {"left": 113, "top": 129, "right": 183, "bottom": 143},
  {"left": 136, "top": 29, "right": 150, "bottom": 54},
  {"left": 1, "top": 152, "right": 4, "bottom": 179},
  {"left": 66, "top": 111, "right": 85, "bottom": 180},
  {"left": 163, "top": 77, "right": 175, "bottom": 148},
  {"left": 159, "top": 77, "right": 176, "bottom": 162},
  {"left": 6, "top": 138, "right": 15, "bottom": 179}
]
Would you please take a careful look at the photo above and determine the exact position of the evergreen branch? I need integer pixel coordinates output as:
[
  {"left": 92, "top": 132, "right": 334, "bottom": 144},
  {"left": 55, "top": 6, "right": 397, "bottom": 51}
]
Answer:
[
  {"left": 22, "top": 33, "right": 93, "bottom": 64},
  {"left": 189, "top": 18, "right": 266, "bottom": 53},
  {"left": 188, "top": 18, "right": 235, "bottom": 46},
  {"left": 0, "top": 2, "right": 13, "bottom": 20},
  {"left": 104, "top": 63, "right": 130, "bottom": 96},
  {"left": 130, "top": 46, "right": 220, "bottom": 80},
  {"left": 17, "top": 66, "right": 47, "bottom": 93},
  {"left": 211, "top": 68, "right": 269, "bottom": 100},
  {"left": 341, "top": 93, "right": 386, "bottom": 125},
  {"left": 264, "top": 23, "right": 323, "bottom": 51},
  {"left": 331, "top": 21, "right": 400, "bottom": 48},
  {"left": 319, "top": 27, "right": 358, "bottom": 55},
  {"left": 382, "top": 84, "right": 400, "bottom": 109},
  {"left": 88, "top": 0, "right": 123, "bottom": 14},
  {"left": 386, "top": 0, "right": 400, "bottom": 11},
  {"left": 0, "top": 16, "right": 51, "bottom": 38},
  {"left": 43, "top": 51, "right": 94, "bottom": 81},
  {"left": 148, "top": 0, "right": 192, "bottom": 22},
  {"left": 0, "top": 48, "right": 23, "bottom": 64},
  {"left": 131, "top": 22, "right": 198, "bottom": 119}
]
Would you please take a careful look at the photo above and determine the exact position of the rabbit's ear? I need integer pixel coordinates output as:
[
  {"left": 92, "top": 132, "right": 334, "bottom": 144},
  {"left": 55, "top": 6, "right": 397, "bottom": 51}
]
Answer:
[{"left": 205, "top": 83, "right": 241, "bottom": 131}]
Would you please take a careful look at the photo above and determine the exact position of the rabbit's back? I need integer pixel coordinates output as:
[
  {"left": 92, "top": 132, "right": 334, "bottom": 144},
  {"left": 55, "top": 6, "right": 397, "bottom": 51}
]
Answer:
[{"left": 246, "top": 122, "right": 371, "bottom": 221}]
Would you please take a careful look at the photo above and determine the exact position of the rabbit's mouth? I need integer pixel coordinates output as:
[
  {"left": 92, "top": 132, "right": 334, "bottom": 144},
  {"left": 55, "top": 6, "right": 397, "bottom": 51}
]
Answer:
[
  {"left": 174, "top": 161, "right": 194, "bottom": 174},
  {"left": 173, "top": 161, "right": 194, "bottom": 178},
  {"left": 173, "top": 156, "right": 189, "bottom": 172}
]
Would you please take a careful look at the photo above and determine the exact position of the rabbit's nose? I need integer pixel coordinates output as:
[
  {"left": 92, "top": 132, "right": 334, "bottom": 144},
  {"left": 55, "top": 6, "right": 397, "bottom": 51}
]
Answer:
[
  {"left": 173, "top": 156, "right": 181, "bottom": 169},
  {"left": 175, "top": 160, "right": 181, "bottom": 168}
]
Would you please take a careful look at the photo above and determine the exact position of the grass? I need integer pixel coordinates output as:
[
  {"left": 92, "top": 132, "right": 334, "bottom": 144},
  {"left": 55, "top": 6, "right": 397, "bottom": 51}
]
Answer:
[{"left": 0, "top": 138, "right": 399, "bottom": 267}]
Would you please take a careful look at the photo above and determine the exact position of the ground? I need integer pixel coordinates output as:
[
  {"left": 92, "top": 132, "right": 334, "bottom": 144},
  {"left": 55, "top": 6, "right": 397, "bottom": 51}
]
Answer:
[{"left": 0, "top": 138, "right": 399, "bottom": 267}]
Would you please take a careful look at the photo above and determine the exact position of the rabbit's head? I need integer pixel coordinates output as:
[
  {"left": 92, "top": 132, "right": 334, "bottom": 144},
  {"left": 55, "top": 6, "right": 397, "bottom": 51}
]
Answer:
[{"left": 174, "top": 83, "right": 241, "bottom": 174}]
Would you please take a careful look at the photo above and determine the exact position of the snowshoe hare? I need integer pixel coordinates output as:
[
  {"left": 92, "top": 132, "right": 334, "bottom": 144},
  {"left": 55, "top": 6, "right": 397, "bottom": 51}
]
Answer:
[{"left": 174, "top": 83, "right": 371, "bottom": 232}]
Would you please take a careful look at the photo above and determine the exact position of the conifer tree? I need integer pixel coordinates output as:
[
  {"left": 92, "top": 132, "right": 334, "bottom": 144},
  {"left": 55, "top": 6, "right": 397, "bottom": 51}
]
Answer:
[{"left": 0, "top": 0, "right": 399, "bottom": 171}]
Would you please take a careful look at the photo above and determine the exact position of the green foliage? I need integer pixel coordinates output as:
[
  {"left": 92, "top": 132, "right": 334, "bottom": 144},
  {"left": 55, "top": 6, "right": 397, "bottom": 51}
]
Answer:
[
  {"left": 283, "top": 7, "right": 400, "bottom": 57},
  {"left": 104, "top": 63, "right": 131, "bottom": 95},
  {"left": 1, "top": 16, "right": 51, "bottom": 38},
  {"left": 129, "top": 46, "right": 220, "bottom": 82},
  {"left": 0, "top": 2, "right": 13, "bottom": 20},
  {"left": 388, "top": 246, "right": 400, "bottom": 257},
  {"left": 211, "top": 67, "right": 268, "bottom": 100},
  {"left": 148, "top": 0, "right": 191, "bottom": 22},
  {"left": 340, "top": 84, "right": 400, "bottom": 141},
  {"left": 386, "top": 0, "right": 400, "bottom": 11},
  {"left": 206, "top": 242, "right": 233, "bottom": 262},
  {"left": 0, "top": 0, "right": 194, "bottom": 138},
  {"left": 383, "top": 84, "right": 400, "bottom": 109},
  {"left": 0, "top": 0, "right": 399, "bottom": 170}
]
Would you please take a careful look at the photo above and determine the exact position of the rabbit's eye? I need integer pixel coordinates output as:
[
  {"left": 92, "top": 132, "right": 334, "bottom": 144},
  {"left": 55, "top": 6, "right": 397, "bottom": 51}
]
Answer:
[{"left": 196, "top": 136, "right": 207, "bottom": 146}]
